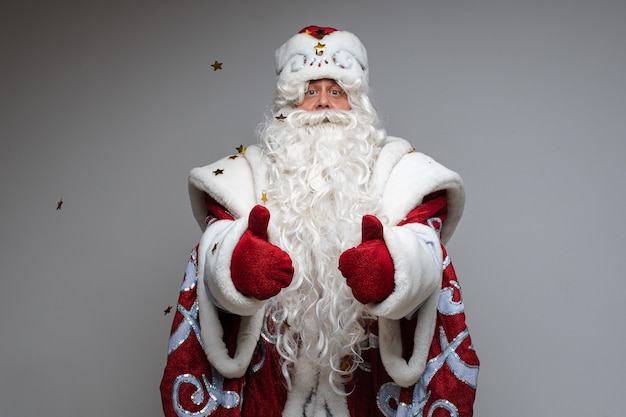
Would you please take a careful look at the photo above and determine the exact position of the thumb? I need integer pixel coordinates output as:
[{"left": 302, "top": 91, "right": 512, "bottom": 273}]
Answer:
[
  {"left": 248, "top": 205, "right": 270, "bottom": 240},
  {"left": 361, "top": 215, "right": 384, "bottom": 242}
]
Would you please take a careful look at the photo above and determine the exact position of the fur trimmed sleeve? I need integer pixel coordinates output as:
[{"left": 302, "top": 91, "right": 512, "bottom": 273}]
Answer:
[
  {"left": 185, "top": 154, "right": 267, "bottom": 378},
  {"left": 374, "top": 191, "right": 450, "bottom": 387},
  {"left": 366, "top": 139, "right": 466, "bottom": 388}
]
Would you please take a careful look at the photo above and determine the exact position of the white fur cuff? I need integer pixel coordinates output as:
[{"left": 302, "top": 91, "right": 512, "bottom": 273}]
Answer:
[
  {"left": 366, "top": 224, "right": 443, "bottom": 320},
  {"left": 200, "top": 218, "right": 265, "bottom": 316}
]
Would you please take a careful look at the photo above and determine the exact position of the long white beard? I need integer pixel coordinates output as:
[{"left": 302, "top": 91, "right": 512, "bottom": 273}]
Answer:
[{"left": 260, "top": 109, "right": 385, "bottom": 392}]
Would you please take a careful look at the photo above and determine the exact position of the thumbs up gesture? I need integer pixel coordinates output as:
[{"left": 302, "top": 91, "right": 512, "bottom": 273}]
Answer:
[
  {"left": 338, "top": 215, "right": 395, "bottom": 304},
  {"left": 231, "top": 205, "right": 294, "bottom": 300}
]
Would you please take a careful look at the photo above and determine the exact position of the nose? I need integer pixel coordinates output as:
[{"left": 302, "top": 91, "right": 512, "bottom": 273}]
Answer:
[{"left": 317, "top": 92, "right": 329, "bottom": 108}]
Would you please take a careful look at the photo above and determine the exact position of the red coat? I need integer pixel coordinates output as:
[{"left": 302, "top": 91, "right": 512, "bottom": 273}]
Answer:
[{"left": 161, "top": 139, "right": 479, "bottom": 416}]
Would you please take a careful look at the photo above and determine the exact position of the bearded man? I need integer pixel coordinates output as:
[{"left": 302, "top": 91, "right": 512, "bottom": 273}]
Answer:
[{"left": 160, "top": 26, "right": 479, "bottom": 417}]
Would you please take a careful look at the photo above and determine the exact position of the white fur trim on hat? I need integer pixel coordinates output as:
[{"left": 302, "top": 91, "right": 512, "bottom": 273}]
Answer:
[{"left": 275, "top": 26, "right": 368, "bottom": 90}]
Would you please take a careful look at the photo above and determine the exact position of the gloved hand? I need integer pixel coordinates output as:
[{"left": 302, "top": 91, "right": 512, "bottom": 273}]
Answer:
[
  {"left": 231, "top": 205, "right": 294, "bottom": 300},
  {"left": 338, "top": 215, "right": 395, "bottom": 304}
]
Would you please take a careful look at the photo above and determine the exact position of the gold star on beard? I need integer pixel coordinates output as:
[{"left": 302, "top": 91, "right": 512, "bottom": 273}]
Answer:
[
  {"left": 212, "top": 243, "right": 218, "bottom": 254},
  {"left": 260, "top": 192, "right": 268, "bottom": 204},
  {"left": 211, "top": 60, "right": 223, "bottom": 71},
  {"left": 236, "top": 144, "right": 246, "bottom": 155},
  {"left": 314, "top": 42, "right": 325, "bottom": 54},
  {"left": 213, "top": 168, "right": 224, "bottom": 175},
  {"left": 275, "top": 113, "right": 286, "bottom": 122}
]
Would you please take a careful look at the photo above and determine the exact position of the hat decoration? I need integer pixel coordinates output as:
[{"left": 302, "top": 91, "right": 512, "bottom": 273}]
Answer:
[{"left": 275, "top": 25, "right": 369, "bottom": 90}]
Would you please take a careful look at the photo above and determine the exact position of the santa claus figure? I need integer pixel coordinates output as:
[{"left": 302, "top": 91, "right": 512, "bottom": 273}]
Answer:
[{"left": 161, "top": 26, "right": 479, "bottom": 417}]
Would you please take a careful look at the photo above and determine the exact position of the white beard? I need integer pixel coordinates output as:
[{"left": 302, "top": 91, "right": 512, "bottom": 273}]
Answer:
[{"left": 260, "top": 109, "right": 385, "bottom": 392}]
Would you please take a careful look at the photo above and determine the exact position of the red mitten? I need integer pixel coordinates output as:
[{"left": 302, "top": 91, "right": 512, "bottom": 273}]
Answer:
[
  {"left": 338, "top": 215, "right": 395, "bottom": 304},
  {"left": 231, "top": 205, "right": 294, "bottom": 300}
]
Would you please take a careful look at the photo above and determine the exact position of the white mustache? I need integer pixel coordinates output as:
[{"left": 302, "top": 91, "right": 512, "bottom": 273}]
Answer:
[{"left": 287, "top": 109, "right": 356, "bottom": 128}]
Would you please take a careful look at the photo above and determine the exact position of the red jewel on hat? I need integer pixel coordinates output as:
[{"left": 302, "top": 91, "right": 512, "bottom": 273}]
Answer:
[{"left": 299, "top": 25, "right": 337, "bottom": 39}]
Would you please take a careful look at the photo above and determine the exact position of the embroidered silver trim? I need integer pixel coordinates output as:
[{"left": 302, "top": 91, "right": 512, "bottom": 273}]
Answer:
[
  {"left": 438, "top": 279, "right": 464, "bottom": 316},
  {"left": 172, "top": 369, "right": 240, "bottom": 416},
  {"left": 249, "top": 340, "right": 266, "bottom": 373},
  {"left": 438, "top": 327, "right": 479, "bottom": 388},
  {"left": 180, "top": 251, "right": 198, "bottom": 293},
  {"left": 376, "top": 324, "right": 478, "bottom": 415},
  {"left": 428, "top": 399, "right": 459, "bottom": 417},
  {"left": 427, "top": 216, "right": 442, "bottom": 237},
  {"left": 260, "top": 308, "right": 284, "bottom": 344},
  {"left": 168, "top": 300, "right": 202, "bottom": 356},
  {"left": 442, "top": 255, "right": 451, "bottom": 270}
]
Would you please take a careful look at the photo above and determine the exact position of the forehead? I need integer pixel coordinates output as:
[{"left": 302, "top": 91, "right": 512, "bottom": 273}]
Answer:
[{"left": 306, "top": 78, "right": 342, "bottom": 88}]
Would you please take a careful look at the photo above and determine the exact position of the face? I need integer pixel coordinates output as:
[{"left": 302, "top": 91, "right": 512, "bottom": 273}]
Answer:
[{"left": 297, "top": 79, "right": 351, "bottom": 111}]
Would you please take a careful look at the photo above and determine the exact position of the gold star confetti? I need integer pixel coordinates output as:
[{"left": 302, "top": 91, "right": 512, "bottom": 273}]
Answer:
[
  {"left": 213, "top": 168, "right": 224, "bottom": 175},
  {"left": 228, "top": 154, "right": 239, "bottom": 160},
  {"left": 164, "top": 306, "right": 173, "bottom": 315},
  {"left": 275, "top": 113, "right": 286, "bottom": 122},
  {"left": 314, "top": 42, "right": 325, "bottom": 54},
  {"left": 212, "top": 243, "right": 218, "bottom": 254},
  {"left": 408, "top": 148, "right": 416, "bottom": 154},
  {"left": 56, "top": 198, "right": 63, "bottom": 210},
  {"left": 283, "top": 320, "right": 291, "bottom": 330},
  {"left": 261, "top": 192, "right": 268, "bottom": 204},
  {"left": 340, "top": 358, "right": 352, "bottom": 372},
  {"left": 211, "top": 60, "right": 223, "bottom": 71},
  {"left": 236, "top": 144, "right": 246, "bottom": 155}
]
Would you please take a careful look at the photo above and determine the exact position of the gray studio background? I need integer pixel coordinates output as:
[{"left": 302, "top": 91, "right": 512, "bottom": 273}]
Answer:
[{"left": 2, "top": 0, "right": 625, "bottom": 415}]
